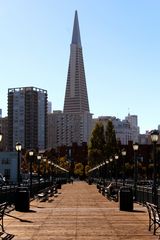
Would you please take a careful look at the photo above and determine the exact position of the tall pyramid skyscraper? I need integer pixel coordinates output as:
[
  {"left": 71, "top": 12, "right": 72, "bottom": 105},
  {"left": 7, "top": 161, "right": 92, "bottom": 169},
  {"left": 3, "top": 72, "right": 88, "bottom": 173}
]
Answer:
[
  {"left": 47, "top": 11, "right": 92, "bottom": 148},
  {"left": 63, "top": 10, "right": 90, "bottom": 113}
]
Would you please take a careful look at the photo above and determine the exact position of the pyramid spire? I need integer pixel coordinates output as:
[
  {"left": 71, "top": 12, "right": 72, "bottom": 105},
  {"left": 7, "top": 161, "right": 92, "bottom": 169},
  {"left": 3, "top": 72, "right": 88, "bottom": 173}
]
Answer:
[
  {"left": 71, "top": 10, "right": 81, "bottom": 47},
  {"left": 63, "top": 11, "right": 90, "bottom": 113}
]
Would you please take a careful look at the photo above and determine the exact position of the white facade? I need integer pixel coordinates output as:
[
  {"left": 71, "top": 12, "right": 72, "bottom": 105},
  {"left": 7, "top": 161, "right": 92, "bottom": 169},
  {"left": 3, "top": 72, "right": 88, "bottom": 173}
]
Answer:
[
  {"left": 93, "top": 115, "right": 139, "bottom": 145},
  {"left": 48, "top": 101, "right": 52, "bottom": 113},
  {"left": 125, "top": 114, "right": 139, "bottom": 143},
  {"left": 47, "top": 111, "right": 92, "bottom": 148}
]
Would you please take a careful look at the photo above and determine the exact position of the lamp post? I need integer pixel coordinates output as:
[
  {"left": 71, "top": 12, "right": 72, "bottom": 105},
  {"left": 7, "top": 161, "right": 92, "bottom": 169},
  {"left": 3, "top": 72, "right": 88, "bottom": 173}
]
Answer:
[
  {"left": 133, "top": 142, "right": 139, "bottom": 200},
  {"left": 48, "top": 160, "right": 51, "bottom": 182},
  {"left": 104, "top": 160, "right": 107, "bottom": 179},
  {"left": 0, "top": 132, "right": 3, "bottom": 152},
  {"left": 121, "top": 148, "right": 126, "bottom": 186},
  {"left": 37, "top": 154, "right": 41, "bottom": 188},
  {"left": 43, "top": 158, "right": 47, "bottom": 184},
  {"left": 109, "top": 157, "right": 113, "bottom": 181},
  {"left": 150, "top": 129, "right": 159, "bottom": 205},
  {"left": 115, "top": 154, "right": 119, "bottom": 188},
  {"left": 16, "top": 142, "right": 22, "bottom": 186},
  {"left": 51, "top": 162, "right": 54, "bottom": 183},
  {"left": 29, "top": 150, "right": 34, "bottom": 195},
  {"left": 0, "top": 132, "right": 3, "bottom": 143},
  {"left": 105, "top": 160, "right": 109, "bottom": 180}
]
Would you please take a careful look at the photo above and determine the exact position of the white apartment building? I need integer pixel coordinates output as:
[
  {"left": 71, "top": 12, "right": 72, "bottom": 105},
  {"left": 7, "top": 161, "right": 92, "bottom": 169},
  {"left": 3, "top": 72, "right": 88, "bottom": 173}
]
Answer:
[
  {"left": 8, "top": 87, "right": 47, "bottom": 151},
  {"left": 47, "top": 111, "right": 92, "bottom": 148},
  {"left": 92, "top": 115, "right": 139, "bottom": 145}
]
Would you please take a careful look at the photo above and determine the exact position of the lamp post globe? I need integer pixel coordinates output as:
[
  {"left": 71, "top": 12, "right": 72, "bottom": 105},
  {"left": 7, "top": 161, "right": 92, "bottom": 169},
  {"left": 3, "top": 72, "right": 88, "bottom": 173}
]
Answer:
[
  {"left": 16, "top": 142, "right": 22, "bottom": 152},
  {"left": 133, "top": 142, "right": 139, "bottom": 151},
  {"left": 115, "top": 154, "right": 119, "bottom": 160},
  {"left": 29, "top": 150, "right": 34, "bottom": 157},
  {"left": 0, "top": 133, "right": 3, "bottom": 143},
  {"left": 151, "top": 130, "right": 159, "bottom": 143},
  {"left": 121, "top": 148, "right": 126, "bottom": 157}
]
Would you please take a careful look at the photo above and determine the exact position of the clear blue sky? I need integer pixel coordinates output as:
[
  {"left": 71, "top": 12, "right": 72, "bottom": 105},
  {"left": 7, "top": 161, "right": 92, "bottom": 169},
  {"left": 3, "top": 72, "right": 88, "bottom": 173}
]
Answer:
[{"left": 0, "top": 0, "right": 160, "bottom": 134}]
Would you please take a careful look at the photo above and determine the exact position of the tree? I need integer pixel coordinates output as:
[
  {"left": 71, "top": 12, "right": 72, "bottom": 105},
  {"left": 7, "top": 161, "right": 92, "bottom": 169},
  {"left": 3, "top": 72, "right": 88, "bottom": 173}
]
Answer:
[
  {"left": 105, "top": 120, "right": 117, "bottom": 159},
  {"left": 74, "top": 163, "right": 84, "bottom": 177},
  {"left": 58, "top": 156, "right": 70, "bottom": 171},
  {"left": 88, "top": 122, "right": 106, "bottom": 167}
]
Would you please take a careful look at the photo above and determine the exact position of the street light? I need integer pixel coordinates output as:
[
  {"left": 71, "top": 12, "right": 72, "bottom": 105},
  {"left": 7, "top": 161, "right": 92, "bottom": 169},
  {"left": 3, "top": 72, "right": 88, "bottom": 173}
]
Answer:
[
  {"left": 29, "top": 149, "right": 34, "bottom": 195},
  {"left": 109, "top": 157, "right": 113, "bottom": 181},
  {"left": 16, "top": 142, "right": 22, "bottom": 186},
  {"left": 43, "top": 158, "right": 47, "bottom": 184},
  {"left": 115, "top": 154, "right": 119, "bottom": 188},
  {"left": 48, "top": 160, "right": 51, "bottom": 182},
  {"left": 150, "top": 129, "right": 159, "bottom": 205},
  {"left": 121, "top": 148, "right": 126, "bottom": 186},
  {"left": 105, "top": 160, "right": 109, "bottom": 179},
  {"left": 133, "top": 142, "right": 139, "bottom": 200},
  {"left": 0, "top": 132, "right": 3, "bottom": 152},
  {"left": 0, "top": 133, "right": 3, "bottom": 143},
  {"left": 51, "top": 161, "right": 54, "bottom": 183},
  {"left": 37, "top": 154, "right": 41, "bottom": 188}
]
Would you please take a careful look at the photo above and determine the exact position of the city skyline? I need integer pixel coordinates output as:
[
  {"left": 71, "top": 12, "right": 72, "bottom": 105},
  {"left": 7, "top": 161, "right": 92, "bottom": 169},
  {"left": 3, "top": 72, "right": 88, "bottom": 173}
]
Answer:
[{"left": 0, "top": 1, "right": 160, "bottom": 134}]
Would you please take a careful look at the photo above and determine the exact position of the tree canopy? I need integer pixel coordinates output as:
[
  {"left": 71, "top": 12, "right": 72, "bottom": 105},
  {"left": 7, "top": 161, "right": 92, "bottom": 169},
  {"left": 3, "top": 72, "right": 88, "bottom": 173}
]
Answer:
[{"left": 88, "top": 120, "right": 117, "bottom": 168}]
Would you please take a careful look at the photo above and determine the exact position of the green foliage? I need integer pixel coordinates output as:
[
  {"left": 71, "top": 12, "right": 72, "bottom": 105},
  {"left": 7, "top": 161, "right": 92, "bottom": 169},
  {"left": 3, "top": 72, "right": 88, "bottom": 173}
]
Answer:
[
  {"left": 105, "top": 120, "right": 117, "bottom": 159},
  {"left": 88, "top": 122, "right": 106, "bottom": 167},
  {"left": 89, "top": 122, "right": 105, "bottom": 150},
  {"left": 85, "top": 165, "right": 90, "bottom": 176},
  {"left": 74, "top": 163, "right": 84, "bottom": 176},
  {"left": 88, "top": 120, "right": 118, "bottom": 168},
  {"left": 58, "top": 156, "right": 70, "bottom": 171},
  {"left": 88, "top": 148, "right": 104, "bottom": 167}
]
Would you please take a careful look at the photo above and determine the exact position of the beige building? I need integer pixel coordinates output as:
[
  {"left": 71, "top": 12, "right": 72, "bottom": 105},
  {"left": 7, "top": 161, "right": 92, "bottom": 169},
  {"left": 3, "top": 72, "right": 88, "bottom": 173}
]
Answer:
[{"left": 47, "top": 111, "right": 92, "bottom": 149}]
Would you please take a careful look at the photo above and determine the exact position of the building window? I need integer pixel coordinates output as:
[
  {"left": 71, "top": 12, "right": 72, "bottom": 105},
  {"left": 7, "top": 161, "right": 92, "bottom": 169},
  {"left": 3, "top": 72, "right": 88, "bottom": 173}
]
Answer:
[{"left": 1, "top": 158, "right": 10, "bottom": 164}]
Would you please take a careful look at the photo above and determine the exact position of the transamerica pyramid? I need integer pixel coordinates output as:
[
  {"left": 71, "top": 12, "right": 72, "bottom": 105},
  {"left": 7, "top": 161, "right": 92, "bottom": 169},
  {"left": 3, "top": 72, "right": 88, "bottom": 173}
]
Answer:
[
  {"left": 48, "top": 11, "right": 92, "bottom": 148},
  {"left": 63, "top": 10, "right": 90, "bottom": 113}
]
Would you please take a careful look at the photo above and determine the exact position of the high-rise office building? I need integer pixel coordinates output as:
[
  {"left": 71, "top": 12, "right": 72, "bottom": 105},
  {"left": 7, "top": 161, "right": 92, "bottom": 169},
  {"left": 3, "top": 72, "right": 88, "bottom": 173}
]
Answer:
[
  {"left": 8, "top": 87, "right": 47, "bottom": 151},
  {"left": 63, "top": 10, "right": 90, "bottom": 114},
  {"left": 47, "top": 11, "right": 92, "bottom": 148},
  {"left": 48, "top": 101, "right": 52, "bottom": 113},
  {"left": 1, "top": 117, "right": 8, "bottom": 151}
]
